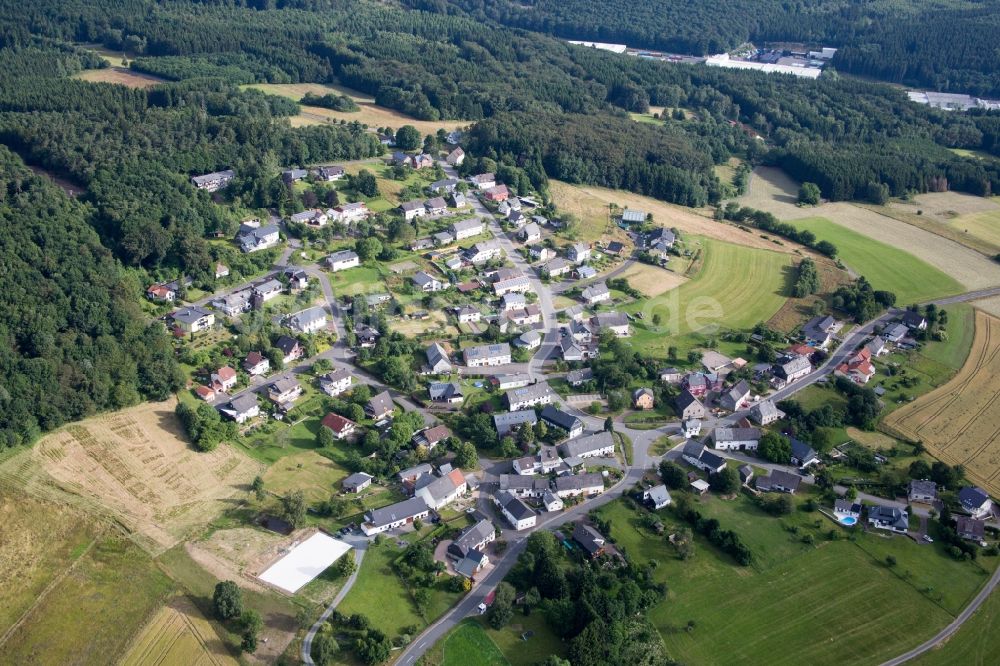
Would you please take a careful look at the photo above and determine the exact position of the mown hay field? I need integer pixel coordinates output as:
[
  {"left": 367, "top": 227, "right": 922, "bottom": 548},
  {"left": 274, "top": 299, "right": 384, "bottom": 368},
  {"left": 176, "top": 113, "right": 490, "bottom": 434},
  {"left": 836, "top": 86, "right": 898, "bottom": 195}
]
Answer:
[
  {"left": 0, "top": 399, "right": 262, "bottom": 555},
  {"left": 120, "top": 596, "right": 237, "bottom": 666},
  {"left": 74, "top": 67, "right": 165, "bottom": 88},
  {"left": 616, "top": 261, "right": 688, "bottom": 297},
  {"left": 884, "top": 310, "right": 1000, "bottom": 497},
  {"left": 245, "top": 82, "right": 468, "bottom": 134}
]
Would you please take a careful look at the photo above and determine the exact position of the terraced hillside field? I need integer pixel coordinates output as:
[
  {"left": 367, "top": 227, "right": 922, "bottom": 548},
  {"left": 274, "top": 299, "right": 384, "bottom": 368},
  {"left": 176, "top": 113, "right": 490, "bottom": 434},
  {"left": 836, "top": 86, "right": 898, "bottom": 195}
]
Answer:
[{"left": 884, "top": 310, "right": 1000, "bottom": 497}]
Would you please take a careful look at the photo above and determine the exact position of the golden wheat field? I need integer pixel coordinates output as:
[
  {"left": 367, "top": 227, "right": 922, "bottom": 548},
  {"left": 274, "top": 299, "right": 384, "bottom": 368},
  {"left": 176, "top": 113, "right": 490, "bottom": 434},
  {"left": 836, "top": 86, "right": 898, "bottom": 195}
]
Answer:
[
  {"left": 884, "top": 310, "right": 1000, "bottom": 496},
  {"left": 120, "top": 596, "right": 237, "bottom": 666}
]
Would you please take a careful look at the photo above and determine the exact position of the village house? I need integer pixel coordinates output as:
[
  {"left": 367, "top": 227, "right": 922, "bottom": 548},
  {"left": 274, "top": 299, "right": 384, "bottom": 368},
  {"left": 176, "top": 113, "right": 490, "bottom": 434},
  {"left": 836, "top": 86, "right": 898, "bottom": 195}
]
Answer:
[
  {"left": 834, "top": 499, "right": 862, "bottom": 520},
  {"left": 499, "top": 474, "right": 550, "bottom": 498},
  {"left": 756, "top": 469, "right": 802, "bottom": 494},
  {"left": 429, "top": 381, "right": 464, "bottom": 404},
  {"left": 659, "top": 367, "right": 683, "bottom": 384},
  {"left": 215, "top": 263, "right": 230, "bottom": 279},
  {"left": 366, "top": 390, "right": 395, "bottom": 420},
  {"left": 493, "top": 410, "right": 538, "bottom": 437},
  {"left": 567, "top": 242, "right": 591, "bottom": 265},
  {"left": 464, "top": 241, "right": 503, "bottom": 265},
  {"left": 621, "top": 208, "right": 646, "bottom": 224},
  {"left": 576, "top": 265, "right": 597, "bottom": 280},
  {"left": 400, "top": 200, "right": 427, "bottom": 221},
  {"left": 326, "top": 249, "right": 360, "bottom": 272},
  {"left": 484, "top": 184, "right": 510, "bottom": 202},
  {"left": 837, "top": 347, "right": 877, "bottom": 384},
  {"left": 719, "top": 380, "right": 751, "bottom": 412},
  {"left": 542, "top": 491, "right": 564, "bottom": 512},
  {"left": 500, "top": 293, "right": 526, "bottom": 312},
  {"left": 425, "top": 342, "right": 453, "bottom": 374},
  {"left": 456, "top": 305, "right": 481, "bottom": 323},
  {"left": 362, "top": 497, "right": 431, "bottom": 536},
  {"left": 464, "top": 343, "right": 512, "bottom": 368},
  {"left": 802, "top": 315, "right": 840, "bottom": 349},
  {"left": 519, "top": 222, "right": 541, "bottom": 243},
  {"left": 416, "top": 468, "right": 468, "bottom": 510},
  {"left": 559, "top": 431, "right": 615, "bottom": 459},
  {"left": 331, "top": 202, "right": 370, "bottom": 225},
  {"left": 554, "top": 473, "right": 605, "bottom": 499},
  {"left": 642, "top": 227, "right": 675, "bottom": 259},
  {"left": 425, "top": 197, "right": 448, "bottom": 216},
  {"left": 902, "top": 310, "right": 929, "bottom": 330},
  {"left": 468, "top": 173, "right": 496, "bottom": 190},
  {"left": 633, "top": 387, "right": 655, "bottom": 410},
  {"left": 243, "top": 351, "right": 270, "bottom": 377},
  {"left": 959, "top": 486, "right": 993, "bottom": 518},
  {"left": 251, "top": 278, "right": 283, "bottom": 307},
  {"left": 287, "top": 306, "right": 327, "bottom": 334},
  {"left": 274, "top": 335, "right": 303, "bottom": 364},
  {"left": 319, "top": 368, "right": 353, "bottom": 396},
  {"left": 790, "top": 439, "right": 821, "bottom": 467},
  {"left": 495, "top": 491, "right": 537, "bottom": 530},
  {"left": 528, "top": 245, "right": 555, "bottom": 262},
  {"left": 268, "top": 377, "right": 303, "bottom": 405},
  {"left": 866, "top": 336, "right": 889, "bottom": 357},
  {"left": 236, "top": 221, "right": 280, "bottom": 253},
  {"left": 412, "top": 271, "right": 445, "bottom": 292},
  {"left": 321, "top": 412, "right": 357, "bottom": 440},
  {"left": 566, "top": 368, "right": 593, "bottom": 387},
  {"left": 676, "top": 390, "right": 706, "bottom": 420},
  {"left": 506, "top": 305, "right": 542, "bottom": 327},
  {"left": 170, "top": 307, "right": 215, "bottom": 334},
  {"left": 413, "top": 424, "right": 452, "bottom": 450},
  {"left": 218, "top": 393, "right": 260, "bottom": 424},
  {"left": 956, "top": 516, "right": 987, "bottom": 542},
  {"left": 590, "top": 311, "right": 630, "bottom": 337},
  {"left": 191, "top": 169, "right": 235, "bottom": 192},
  {"left": 283, "top": 268, "right": 309, "bottom": 291},
  {"left": 282, "top": 168, "right": 308, "bottom": 184},
  {"left": 515, "top": 331, "right": 542, "bottom": 350},
  {"left": 543, "top": 257, "right": 573, "bottom": 278},
  {"left": 581, "top": 282, "right": 611, "bottom": 306},
  {"left": 446, "top": 147, "right": 465, "bottom": 166},
  {"left": 540, "top": 405, "right": 584, "bottom": 439},
  {"left": 750, "top": 400, "right": 784, "bottom": 425},
  {"left": 434, "top": 230, "right": 456, "bottom": 246},
  {"left": 712, "top": 427, "right": 761, "bottom": 452},
  {"left": 644, "top": 484, "right": 672, "bottom": 510},
  {"left": 681, "top": 440, "right": 727, "bottom": 474},
  {"left": 867, "top": 504, "right": 909, "bottom": 533},
  {"left": 399, "top": 464, "right": 433, "bottom": 492},
  {"left": 506, "top": 382, "right": 555, "bottom": 411},
  {"left": 683, "top": 418, "right": 702, "bottom": 438},
  {"left": 573, "top": 523, "right": 608, "bottom": 558},
  {"left": 450, "top": 192, "right": 469, "bottom": 208},
  {"left": 908, "top": 479, "right": 938, "bottom": 504},
  {"left": 315, "top": 165, "right": 345, "bottom": 181},
  {"left": 494, "top": 273, "right": 532, "bottom": 297},
  {"left": 448, "top": 519, "right": 495, "bottom": 577},
  {"left": 773, "top": 355, "right": 812, "bottom": 383},
  {"left": 342, "top": 472, "right": 373, "bottom": 493},
  {"left": 429, "top": 178, "right": 459, "bottom": 194},
  {"left": 211, "top": 366, "right": 238, "bottom": 392},
  {"left": 289, "top": 208, "right": 328, "bottom": 226},
  {"left": 412, "top": 153, "right": 434, "bottom": 169}
]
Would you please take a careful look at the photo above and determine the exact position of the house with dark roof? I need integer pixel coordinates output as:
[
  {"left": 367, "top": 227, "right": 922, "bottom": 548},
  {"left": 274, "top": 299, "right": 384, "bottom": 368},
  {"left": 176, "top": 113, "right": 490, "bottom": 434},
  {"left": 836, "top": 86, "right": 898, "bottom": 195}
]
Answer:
[
  {"left": 366, "top": 390, "right": 395, "bottom": 420},
  {"left": 908, "top": 479, "right": 937, "bottom": 504},
  {"left": 362, "top": 497, "right": 431, "bottom": 535},
  {"left": 429, "top": 381, "right": 464, "bottom": 404},
  {"left": 789, "top": 438, "right": 820, "bottom": 467},
  {"left": 217, "top": 393, "right": 260, "bottom": 423},
  {"left": 343, "top": 472, "right": 373, "bottom": 493},
  {"left": 956, "top": 516, "right": 986, "bottom": 542},
  {"left": 633, "top": 387, "right": 655, "bottom": 410},
  {"left": 719, "top": 380, "right": 751, "bottom": 412},
  {"left": 191, "top": 169, "right": 235, "bottom": 192},
  {"left": 447, "top": 519, "right": 495, "bottom": 574},
  {"left": 802, "top": 315, "right": 839, "bottom": 348},
  {"left": 750, "top": 400, "right": 784, "bottom": 425},
  {"left": 902, "top": 310, "right": 928, "bottom": 330},
  {"left": 505, "top": 382, "right": 554, "bottom": 411},
  {"left": 274, "top": 335, "right": 302, "bottom": 364},
  {"left": 712, "top": 427, "right": 761, "bottom": 452},
  {"left": 681, "top": 440, "right": 727, "bottom": 474},
  {"left": 412, "top": 424, "right": 452, "bottom": 450},
  {"left": 756, "top": 470, "right": 801, "bottom": 494},
  {"left": 499, "top": 474, "right": 551, "bottom": 498},
  {"left": 493, "top": 410, "right": 538, "bottom": 437},
  {"left": 566, "top": 368, "right": 594, "bottom": 387},
  {"left": 867, "top": 504, "right": 909, "bottom": 533},
  {"left": 243, "top": 351, "right": 270, "bottom": 376},
  {"left": 539, "top": 405, "right": 584, "bottom": 439},
  {"left": 494, "top": 491, "right": 537, "bottom": 530},
  {"left": 573, "top": 523, "right": 608, "bottom": 558},
  {"left": 959, "top": 486, "right": 993, "bottom": 518},
  {"left": 425, "top": 342, "right": 452, "bottom": 374},
  {"left": 416, "top": 468, "right": 468, "bottom": 510},
  {"left": 558, "top": 432, "right": 614, "bottom": 459},
  {"left": 676, "top": 390, "right": 706, "bottom": 420},
  {"left": 774, "top": 355, "right": 812, "bottom": 383},
  {"left": 834, "top": 499, "right": 862, "bottom": 519},
  {"left": 554, "top": 473, "right": 605, "bottom": 498}
]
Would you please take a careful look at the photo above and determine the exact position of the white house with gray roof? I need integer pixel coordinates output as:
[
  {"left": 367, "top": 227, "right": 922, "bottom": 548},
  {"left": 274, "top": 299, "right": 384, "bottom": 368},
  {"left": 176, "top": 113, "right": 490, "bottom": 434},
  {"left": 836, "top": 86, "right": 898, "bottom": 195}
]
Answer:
[
  {"left": 464, "top": 343, "right": 512, "bottom": 367},
  {"left": 452, "top": 218, "right": 485, "bottom": 240},
  {"left": 362, "top": 497, "right": 431, "bottom": 536},
  {"left": 326, "top": 249, "right": 360, "bottom": 272},
  {"left": 505, "top": 382, "right": 555, "bottom": 411},
  {"left": 712, "top": 427, "right": 761, "bottom": 452},
  {"left": 425, "top": 342, "right": 452, "bottom": 374},
  {"left": 494, "top": 410, "right": 538, "bottom": 436},
  {"left": 287, "top": 306, "right": 327, "bottom": 334},
  {"left": 581, "top": 282, "right": 610, "bottom": 305},
  {"left": 559, "top": 431, "right": 614, "bottom": 459}
]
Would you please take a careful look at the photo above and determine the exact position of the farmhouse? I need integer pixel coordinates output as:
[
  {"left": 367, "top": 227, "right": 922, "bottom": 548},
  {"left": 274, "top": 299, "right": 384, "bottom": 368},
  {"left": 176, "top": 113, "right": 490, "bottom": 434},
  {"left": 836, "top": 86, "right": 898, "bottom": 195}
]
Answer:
[
  {"left": 540, "top": 405, "right": 584, "bottom": 439},
  {"left": 170, "top": 307, "right": 215, "bottom": 334},
  {"left": 959, "top": 486, "right": 993, "bottom": 518},
  {"left": 366, "top": 390, "right": 395, "bottom": 420},
  {"left": 506, "top": 382, "right": 555, "bottom": 411},
  {"left": 573, "top": 523, "right": 608, "bottom": 558},
  {"left": 495, "top": 491, "right": 537, "bottom": 530},
  {"left": 494, "top": 410, "right": 538, "bottom": 437},
  {"left": 319, "top": 368, "right": 353, "bottom": 396},
  {"left": 464, "top": 342, "right": 512, "bottom": 367},
  {"left": 719, "top": 380, "right": 751, "bottom": 412},
  {"left": 425, "top": 342, "right": 453, "bottom": 374},
  {"left": 676, "top": 390, "right": 706, "bottom": 420},
  {"left": 644, "top": 484, "right": 672, "bottom": 510},
  {"left": 320, "top": 412, "right": 357, "bottom": 440},
  {"left": 867, "top": 504, "right": 909, "bottom": 533},
  {"left": 416, "top": 468, "right": 468, "bottom": 510},
  {"left": 908, "top": 479, "right": 938, "bottom": 504},
  {"left": 412, "top": 424, "right": 452, "bottom": 450},
  {"left": 362, "top": 497, "right": 432, "bottom": 536},
  {"left": 750, "top": 400, "right": 784, "bottom": 425},
  {"left": 712, "top": 427, "right": 761, "bottom": 452},
  {"left": 554, "top": 473, "right": 605, "bottom": 498},
  {"left": 756, "top": 470, "right": 801, "bottom": 494},
  {"left": 681, "top": 440, "right": 727, "bottom": 474},
  {"left": 581, "top": 282, "right": 611, "bottom": 305},
  {"left": 342, "top": 472, "right": 373, "bottom": 493},
  {"left": 218, "top": 393, "right": 260, "bottom": 423},
  {"left": 559, "top": 431, "right": 615, "bottom": 459},
  {"left": 287, "top": 306, "right": 327, "bottom": 334},
  {"left": 191, "top": 169, "right": 234, "bottom": 192}
]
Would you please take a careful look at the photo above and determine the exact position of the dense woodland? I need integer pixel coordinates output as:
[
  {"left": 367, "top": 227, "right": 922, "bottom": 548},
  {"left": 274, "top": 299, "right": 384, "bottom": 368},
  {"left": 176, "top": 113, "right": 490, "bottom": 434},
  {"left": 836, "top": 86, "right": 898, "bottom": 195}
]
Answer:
[
  {"left": 405, "top": 0, "right": 1000, "bottom": 97},
  {"left": 0, "top": 0, "right": 998, "bottom": 446}
]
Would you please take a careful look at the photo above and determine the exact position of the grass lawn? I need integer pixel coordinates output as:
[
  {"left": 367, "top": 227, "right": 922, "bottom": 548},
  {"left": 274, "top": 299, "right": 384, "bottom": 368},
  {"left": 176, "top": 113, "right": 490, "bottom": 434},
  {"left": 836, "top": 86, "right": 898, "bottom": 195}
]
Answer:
[
  {"left": 621, "top": 237, "right": 791, "bottom": 358},
  {"left": 0, "top": 534, "right": 175, "bottom": 665},
  {"left": 261, "top": 449, "right": 350, "bottom": 505},
  {"left": 336, "top": 541, "right": 424, "bottom": 638},
  {"left": 913, "top": 581, "right": 1000, "bottom": 665},
  {"left": 594, "top": 497, "right": 993, "bottom": 666},
  {"left": 948, "top": 209, "right": 1000, "bottom": 248},
  {"left": 328, "top": 264, "right": 387, "bottom": 299},
  {"left": 430, "top": 619, "right": 509, "bottom": 666},
  {"left": 919, "top": 303, "right": 975, "bottom": 370},
  {"left": 483, "top": 612, "right": 567, "bottom": 666},
  {"left": 791, "top": 217, "right": 963, "bottom": 303}
]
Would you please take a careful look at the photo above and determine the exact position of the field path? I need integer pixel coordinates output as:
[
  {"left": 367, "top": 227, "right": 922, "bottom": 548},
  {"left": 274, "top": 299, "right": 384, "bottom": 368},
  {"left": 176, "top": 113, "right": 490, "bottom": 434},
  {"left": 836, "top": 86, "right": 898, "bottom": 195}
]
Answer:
[{"left": 301, "top": 542, "right": 367, "bottom": 664}]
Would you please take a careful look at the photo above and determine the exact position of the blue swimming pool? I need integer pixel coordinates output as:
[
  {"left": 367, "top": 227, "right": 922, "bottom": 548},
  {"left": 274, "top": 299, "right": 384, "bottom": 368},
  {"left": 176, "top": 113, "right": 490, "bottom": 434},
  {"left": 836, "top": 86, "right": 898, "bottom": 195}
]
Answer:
[{"left": 839, "top": 515, "right": 857, "bottom": 526}]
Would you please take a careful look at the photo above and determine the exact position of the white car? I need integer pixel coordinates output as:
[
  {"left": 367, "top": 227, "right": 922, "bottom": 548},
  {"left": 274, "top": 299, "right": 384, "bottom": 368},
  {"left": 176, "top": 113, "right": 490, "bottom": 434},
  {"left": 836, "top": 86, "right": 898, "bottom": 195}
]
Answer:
[
  {"left": 922, "top": 535, "right": 934, "bottom": 543},
  {"left": 477, "top": 603, "right": 488, "bottom": 615}
]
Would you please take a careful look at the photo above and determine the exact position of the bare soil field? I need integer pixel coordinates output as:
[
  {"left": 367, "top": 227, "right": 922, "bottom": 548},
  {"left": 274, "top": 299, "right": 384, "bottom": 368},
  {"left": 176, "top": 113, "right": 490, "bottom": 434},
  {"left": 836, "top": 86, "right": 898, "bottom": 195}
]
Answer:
[
  {"left": 120, "top": 595, "right": 238, "bottom": 666},
  {"left": 616, "top": 262, "right": 688, "bottom": 297},
  {"left": 884, "top": 310, "right": 1000, "bottom": 497},
  {"left": 0, "top": 399, "right": 263, "bottom": 555},
  {"left": 246, "top": 83, "right": 468, "bottom": 134},
  {"left": 553, "top": 180, "right": 797, "bottom": 252},
  {"left": 74, "top": 67, "right": 165, "bottom": 88}
]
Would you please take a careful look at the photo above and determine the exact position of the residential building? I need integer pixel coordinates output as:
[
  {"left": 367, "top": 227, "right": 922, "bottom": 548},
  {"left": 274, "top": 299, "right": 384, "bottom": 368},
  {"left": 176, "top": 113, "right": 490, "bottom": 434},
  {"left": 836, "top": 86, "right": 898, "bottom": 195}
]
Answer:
[
  {"left": 315, "top": 165, "right": 345, "bottom": 181},
  {"left": 456, "top": 305, "right": 481, "bottom": 323},
  {"left": 757, "top": 470, "right": 802, "bottom": 494},
  {"left": 543, "top": 257, "right": 572, "bottom": 278},
  {"left": 342, "top": 472, "right": 373, "bottom": 493},
  {"left": 802, "top": 315, "right": 839, "bottom": 348},
  {"left": 712, "top": 427, "right": 762, "bottom": 452},
  {"left": 287, "top": 306, "right": 327, "bottom": 334},
  {"left": 500, "top": 293, "right": 526, "bottom": 312},
  {"left": 506, "top": 382, "right": 555, "bottom": 411},
  {"left": 959, "top": 487, "right": 993, "bottom": 518},
  {"left": 573, "top": 523, "right": 608, "bottom": 558},
  {"left": 590, "top": 311, "right": 630, "bottom": 337},
  {"left": 450, "top": 192, "right": 469, "bottom": 208},
  {"left": 366, "top": 390, "right": 395, "bottom": 420},
  {"left": 464, "top": 343, "right": 512, "bottom": 368},
  {"left": 170, "top": 307, "right": 215, "bottom": 334},
  {"left": 211, "top": 366, "right": 238, "bottom": 392},
  {"left": 554, "top": 473, "right": 605, "bottom": 498},
  {"left": 484, "top": 184, "right": 509, "bottom": 202},
  {"left": 400, "top": 200, "right": 426, "bottom": 221},
  {"left": 542, "top": 491, "right": 564, "bottom": 512},
  {"left": 750, "top": 400, "right": 784, "bottom": 425},
  {"left": 681, "top": 440, "right": 727, "bottom": 474},
  {"left": 908, "top": 479, "right": 938, "bottom": 504},
  {"left": 326, "top": 249, "right": 360, "bottom": 272},
  {"left": 412, "top": 424, "right": 452, "bottom": 450},
  {"left": 659, "top": 367, "right": 683, "bottom": 384},
  {"left": 683, "top": 419, "right": 702, "bottom": 438},
  {"left": 236, "top": 222, "right": 280, "bottom": 253},
  {"left": 217, "top": 393, "right": 259, "bottom": 424},
  {"left": 289, "top": 208, "right": 328, "bottom": 226},
  {"left": 251, "top": 278, "right": 283, "bottom": 307},
  {"left": 528, "top": 245, "right": 554, "bottom": 262},
  {"left": 559, "top": 431, "right": 615, "bottom": 459},
  {"left": 284, "top": 268, "right": 309, "bottom": 291},
  {"left": 268, "top": 378, "right": 303, "bottom": 405},
  {"left": 319, "top": 368, "right": 353, "bottom": 397},
  {"left": 362, "top": 497, "right": 431, "bottom": 536},
  {"left": 331, "top": 202, "right": 369, "bottom": 225},
  {"left": 243, "top": 351, "right": 270, "bottom": 376},
  {"left": 790, "top": 438, "right": 821, "bottom": 467},
  {"left": 621, "top": 208, "right": 646, "bottom": 224},
  {"left": 282, "top": 168, "right": 308, "bottom": 184},
  {"left": 494, "top": 274, "right": 532, "bottom": 297},
  {"left": 719, "top": 380, "right": 751, "bottom": 412},
  {"left": 581, "top": 282, "right": 610, "bottom": 305},
  {"left": 633, "top": 387, "right": 655, "bottom": 410},
  {"left": 446, "top": 147, "right": 465, "bottom": 166},
  {"left": 212, "top": 289, "right": 252, "bottom": 317},
  {"left": 540, "top": 405, "right": 584, "bottom": 439},
  {"left": 519, "top": 222, "right": 541, "bottom": 243},
  {"left": 416, "top": 469, "right": 468, "bottom": 510},
  {"left": 274, "top": 335, "right": 302, "bottom": 364},
  {"left": 515, "top": 331, "right": 542, "bottom": 350},
  {"left": 356, "top": 324, "right": 380, "bottom": 349},
  {"left": 505, "top": 304, "right": 542, "bottom": 327},
  {"left": 738, "top": 464, "right": 755, "bottom": 484},
  {"left": 191, "top": 169, "right": 234, "bottom": 192},
  {"left": 494, "top": 410, "right": 538, "bottom": 437},
  {"left": 321, "top": 412, "right": 357, "bottom": 440},
  {"left": 902, "top": 310, "right": 928, "bottom": 330},
  {"left": 447, "top": 519, "right": 495, "bottom": 565},
  {"left": 429, "top": 381, "right": 464, "bottom": 403},
  {"left": 676, "top": 390, "right": 706, "bottom": 420},
  {"left": 425, "top": 343, "right": 453, "bottom": 374},
  {"left": 866, "top": 336, "right": 889, "bottom": 357},
  {"left": 956, "top": 516, "right": 986, "bottom": 542},
  {"left": 834, "top": 499, "right": 862, "bottom": 519},
  {"left": 412, "top": 271, "right": 444, "bottom": 292},
  {"left": 468, "top": 173, "right": 496, "bottom": 190},
  {"left": 490, "top": 373, "right": 532, "bottom": 390},
  {"left": 644, "top": 485, "right": 672, "bottom": 510},
  {"left": 398, "top": 463, "right": 433, "bottom": 488},
  {"left": 566, "top": 368, "right": 593, "bottom": 387},
  {"left": 774, "top": 355, "right": 813, "bottom": 383},
  {"left": 576, "top": 265, "right": 597, "bottom": 280},
  {"left": 643, "top": 228, "right": 676, "bottom": 258},
  {"left": 464, "top": 241, "right": 503, "bottom": 265},
  {"left": 495, "top": 491, "right": 537, "bottom": 530},
  {"left": 425, "top": 197, "right": 447, "bottom": 215},
  {"left": 499, "top": 474, "right": 550, "bottom": 499},
  {"left": 434, "top": 230, "right": 456, "bottom": 246},
  {"left": 450, "top": 219, "right": 484, "bottom": 242},
  {"left": 430, "top": 178, "right": 459, "bottom": 194},
  {"left": 567, "top": 242, "right": 591, "bottom": 264},
  {"left": 867, "top": 504, "right": 909, "bottom": 533}
]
